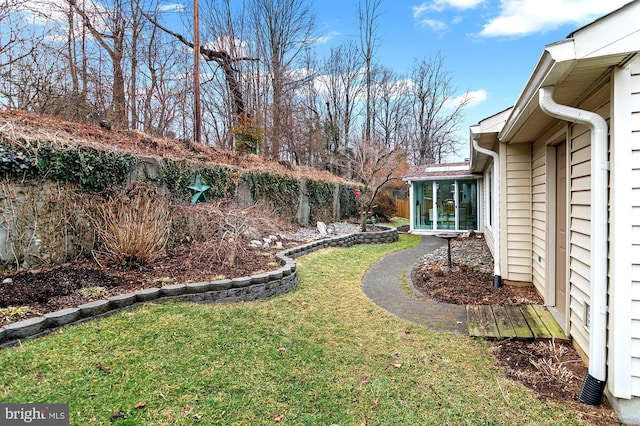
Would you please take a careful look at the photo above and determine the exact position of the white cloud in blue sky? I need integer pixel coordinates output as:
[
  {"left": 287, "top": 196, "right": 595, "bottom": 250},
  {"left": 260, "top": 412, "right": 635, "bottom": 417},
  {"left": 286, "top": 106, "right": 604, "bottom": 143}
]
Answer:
[
  {"left": 312, "top": 31, "right": 341, "bottom": 45},
  {"left": 479, "top": 0, "right": 635, "bottom": 37},
  {"left": 412, "top": 0, "right": 635, "bottom": 37},
  {"left": 158, "top": 3, "right": 186, "bottom": 13},
  {"left": 445, "top": 89, "right": 488, "bottom": 110}
]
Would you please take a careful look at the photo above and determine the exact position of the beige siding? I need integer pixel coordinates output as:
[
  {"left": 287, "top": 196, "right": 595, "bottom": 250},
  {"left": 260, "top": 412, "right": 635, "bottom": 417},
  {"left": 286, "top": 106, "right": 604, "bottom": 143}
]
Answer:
[
  {"left": 631, "top": 66, "right": 640, "bottom": 395},
  {"left": 567, "top": 85, "right": 611, "bottom": 357},
  {"left": 504, "top": 144, "right": 532, "bottom": 282},
  {"left": 531, "top": 139, "right": 547, "bottom": 296}
]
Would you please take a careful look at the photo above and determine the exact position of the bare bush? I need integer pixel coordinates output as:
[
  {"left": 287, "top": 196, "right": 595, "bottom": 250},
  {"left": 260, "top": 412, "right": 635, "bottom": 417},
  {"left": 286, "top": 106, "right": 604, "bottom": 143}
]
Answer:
[
  {"left": 168, "top": 202, "right": 225, "bottom": 247},
  {"left": 528, "top": 340, "right": 580, "bottom": 383},
  {"left": 90, "top": 183, "right": 171, "bottom": 267},
  {"left": 0, "top": 182, "right": 95, "bottom": 272}
]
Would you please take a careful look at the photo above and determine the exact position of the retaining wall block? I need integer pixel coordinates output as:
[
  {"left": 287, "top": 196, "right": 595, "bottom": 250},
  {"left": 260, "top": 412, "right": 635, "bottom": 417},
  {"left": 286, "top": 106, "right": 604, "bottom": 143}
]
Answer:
[
  {"left": 186, "top": 282, "right": 214, "bottom": 294},
  {"left": 44, "top": 307, "right": 81, "bottom": 328},
  {"left": 210, "top": 279, "right": 232, "bottom": 291},
  {"left": 0, "top": 327, "right": 5, "bottom": 344},
  {"left": 160, "top": 284, "right": 187, "bottom": 297},
  {"left": 250, "top": 273, "right": 269, "bottom": 285},
  {"left": 4, "top": 317, "right": 46, "bottom": 340},
  {"left": 268, "top": 269, "right": 284, "bottom": 280},
  {"left": 78, "top": 299, "right": 111, "bottom": 317},
  {"left": 231, "top": 276, "right": 251, "bottom": 288},
  {"left": 135, "top": 287, "right": 161, "bottom": 302},
  {"left": 108, "top": 293, "right": 137, "bottom": 309}
]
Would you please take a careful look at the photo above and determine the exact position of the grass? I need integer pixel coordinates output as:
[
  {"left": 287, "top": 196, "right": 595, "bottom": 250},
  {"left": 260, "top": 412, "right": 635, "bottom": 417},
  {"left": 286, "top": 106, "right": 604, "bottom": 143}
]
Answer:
[
  {"left": 380, "top": 216, "right": 409, "bottom": 228},
  {"left": 0, "top": 235, "right": 582, "bottom": 425}
]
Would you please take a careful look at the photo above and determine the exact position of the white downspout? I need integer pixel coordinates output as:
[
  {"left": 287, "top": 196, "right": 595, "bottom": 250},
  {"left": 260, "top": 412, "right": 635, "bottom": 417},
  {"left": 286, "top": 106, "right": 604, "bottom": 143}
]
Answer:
[
  {"left": 471, "top": 139, "right": 502, "bottom": 287},
  {"left": 539, "top": 86, "right": 608, "bottom": 405}
]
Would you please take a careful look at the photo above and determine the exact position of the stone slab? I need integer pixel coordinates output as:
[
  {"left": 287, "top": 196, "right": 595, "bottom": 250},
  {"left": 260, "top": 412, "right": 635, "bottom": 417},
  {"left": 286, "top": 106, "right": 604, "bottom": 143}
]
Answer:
[
  {"left": 44, "top": 307, "right": 81, "bottom": 327},
  {"left": 4, "top": 317, "right": 47, "bottom": 339},
  {"left": 135, "top": 287, "right": 161, "bottom": 302},
  {"left": 108, "top": 293, "right": 137, "bottom": 309},
  {"left": 160, "top": 284, "right": 186, "bottom": 297},
  {"left": 78, "top": 299, "right": 111, "bottom": 317}
]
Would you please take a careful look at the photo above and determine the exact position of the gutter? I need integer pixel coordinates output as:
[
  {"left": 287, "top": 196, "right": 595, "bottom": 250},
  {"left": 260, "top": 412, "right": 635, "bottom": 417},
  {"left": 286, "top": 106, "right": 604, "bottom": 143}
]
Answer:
[
  {"left": 470, "top": 139, "right": 502, "bottom": 288},
  {"left": 538, "top": 86, "right": 608, "bottom": 406}
]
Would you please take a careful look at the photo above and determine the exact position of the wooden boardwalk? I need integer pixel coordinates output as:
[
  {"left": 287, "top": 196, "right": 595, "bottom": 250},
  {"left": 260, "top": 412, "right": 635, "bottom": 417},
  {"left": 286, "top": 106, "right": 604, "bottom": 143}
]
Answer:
[{"left": 467, "top": 305, "right": 568, "bottom": 341}]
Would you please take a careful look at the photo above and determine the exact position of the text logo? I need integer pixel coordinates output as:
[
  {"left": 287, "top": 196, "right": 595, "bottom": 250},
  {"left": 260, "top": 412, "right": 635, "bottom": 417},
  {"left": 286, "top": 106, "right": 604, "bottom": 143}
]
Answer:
[{"left": 1, "top": 404, "right": 69, "bottom": 425}]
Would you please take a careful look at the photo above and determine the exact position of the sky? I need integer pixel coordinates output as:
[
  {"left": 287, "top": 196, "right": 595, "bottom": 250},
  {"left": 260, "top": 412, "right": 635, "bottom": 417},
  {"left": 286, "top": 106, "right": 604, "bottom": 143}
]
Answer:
[{"left": 311, "top": 0, "right": 635, "bottom": 156}]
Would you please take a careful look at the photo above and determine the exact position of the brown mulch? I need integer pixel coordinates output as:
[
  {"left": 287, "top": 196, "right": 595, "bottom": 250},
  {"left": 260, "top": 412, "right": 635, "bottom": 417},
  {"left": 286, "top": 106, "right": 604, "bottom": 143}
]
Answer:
[
  {"left": 0, "top": 241, "right": 282, "bottom": 327},
  {"left": 411, "top": 235, "right": 621, "bottom": 425}
]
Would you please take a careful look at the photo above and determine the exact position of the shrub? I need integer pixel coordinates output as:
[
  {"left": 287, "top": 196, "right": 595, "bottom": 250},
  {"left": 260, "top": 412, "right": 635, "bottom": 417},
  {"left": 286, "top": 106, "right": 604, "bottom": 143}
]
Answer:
[
  {"left": 90, "top": 183, "right": 171, "bottom": 267},
  {"left": 169, "top": 202, "right": 225, "bottom": 247},
  {"left": 0, "top": 305, "right": 31, "bottom": 322},
  {"left": 78, "top": 286, "right": 109, "bottom": 300},
  {"left": 372, "top": 191, "right": 397, "bottom": 222}
]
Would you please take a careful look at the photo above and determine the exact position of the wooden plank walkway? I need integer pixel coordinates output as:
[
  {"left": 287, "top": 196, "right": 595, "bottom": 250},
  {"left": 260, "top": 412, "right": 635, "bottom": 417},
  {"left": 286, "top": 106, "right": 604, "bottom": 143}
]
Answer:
[{"left": 467, "top": 305, "right": 568, "bottom": 341}]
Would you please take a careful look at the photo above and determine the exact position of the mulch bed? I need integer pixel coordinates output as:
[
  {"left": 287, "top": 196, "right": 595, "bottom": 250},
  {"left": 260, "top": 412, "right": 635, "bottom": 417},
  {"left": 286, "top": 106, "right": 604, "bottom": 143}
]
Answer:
[
  {"left": 0, "top": 241, "right": 279, "bottom": 327},
  {"left": 410, "top": 235, "right": 620, "bottom": 425}
]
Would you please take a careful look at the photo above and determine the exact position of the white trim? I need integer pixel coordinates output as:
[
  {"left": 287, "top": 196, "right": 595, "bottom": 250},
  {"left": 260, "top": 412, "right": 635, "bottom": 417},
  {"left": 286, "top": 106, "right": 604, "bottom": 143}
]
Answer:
[
  {"left": 424, "top": 164, "right": 469, "bottom": 173},
  {"left": 609, "top": 64, "right": 633, "bottom": 399},
  {"left": 408, "top": 182, "right": 415, "bottom": 233},
  {"left": 539, "top": 86, "right": 609, "bottom": 384},
  {"left": 545, "top": 144, "right": 558, "bottom": 309}
]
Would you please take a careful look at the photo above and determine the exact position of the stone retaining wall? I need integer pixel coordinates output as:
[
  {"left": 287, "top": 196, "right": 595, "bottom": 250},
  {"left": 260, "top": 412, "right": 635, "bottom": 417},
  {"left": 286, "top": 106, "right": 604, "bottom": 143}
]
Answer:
[{"left": 0, "top": 226, "right": 398, "bottom": 348}]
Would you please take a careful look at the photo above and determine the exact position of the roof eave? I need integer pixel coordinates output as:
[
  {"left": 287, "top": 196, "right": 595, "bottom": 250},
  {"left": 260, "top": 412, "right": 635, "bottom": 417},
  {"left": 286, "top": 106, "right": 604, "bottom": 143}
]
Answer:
[{"left": 498, "top": 40, "right": 576, "bottom": 142}]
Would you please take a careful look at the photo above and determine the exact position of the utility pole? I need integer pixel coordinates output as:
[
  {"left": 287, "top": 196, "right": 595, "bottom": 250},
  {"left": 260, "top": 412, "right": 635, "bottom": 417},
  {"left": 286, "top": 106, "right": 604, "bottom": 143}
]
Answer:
[{"left": 193, "top": 0, "right": 202, "bottom": 143}]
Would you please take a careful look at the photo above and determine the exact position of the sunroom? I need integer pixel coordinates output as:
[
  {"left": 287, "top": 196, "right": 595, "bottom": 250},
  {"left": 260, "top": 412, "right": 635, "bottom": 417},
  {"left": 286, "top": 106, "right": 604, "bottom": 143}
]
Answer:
[{"left": 403, "top": 162, "right": 482, "bottom": 233}]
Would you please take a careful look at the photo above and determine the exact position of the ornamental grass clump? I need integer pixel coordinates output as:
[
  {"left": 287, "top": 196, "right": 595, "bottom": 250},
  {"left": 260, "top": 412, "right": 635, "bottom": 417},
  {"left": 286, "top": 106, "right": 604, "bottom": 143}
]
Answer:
[
  {"left": 91, "top": 183, "right": 171, "bottom": 267},
  {"left": 0, "top": 305, "right": 31, "bottom": 322}
]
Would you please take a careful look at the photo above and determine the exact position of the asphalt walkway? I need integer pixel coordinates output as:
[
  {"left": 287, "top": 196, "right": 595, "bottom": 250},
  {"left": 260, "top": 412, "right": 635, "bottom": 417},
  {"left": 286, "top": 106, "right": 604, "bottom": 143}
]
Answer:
[{"left": 362, "top": 235, "right": 468, "bottom": 334}]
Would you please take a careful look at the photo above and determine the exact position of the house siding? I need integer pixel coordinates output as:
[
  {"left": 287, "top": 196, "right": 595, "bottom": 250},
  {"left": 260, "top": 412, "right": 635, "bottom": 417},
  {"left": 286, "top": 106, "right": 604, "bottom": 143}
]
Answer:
[
  {"left": 567, "top": 85, "right": 611, "bottom": 360},
  {"left": 531, "top": 139, "right": 547, "bottom": 297},
  {"left": 503, "top": 144, "right": 532, "bottom": 283},
  {"left": 629, "top": 63, "right": 640, "bottom": 396}
]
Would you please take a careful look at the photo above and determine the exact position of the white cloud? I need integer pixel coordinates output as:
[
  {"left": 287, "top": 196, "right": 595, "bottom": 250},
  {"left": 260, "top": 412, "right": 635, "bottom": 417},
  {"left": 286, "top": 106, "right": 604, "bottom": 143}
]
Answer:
[
  {"left": 445, "top": 89, "right": 488, "bottom": 109},
  {"left": 478, "top": 0, "right": 635, "bottom": 37},
  {"left": 158, "top": 3, "right": 186, "bottom": 13},
  {"left": 311, "top": 31, "right": 341, "bottom": 45},
  {"left": 413, "top": 0, "right": 485, "bottom": 16},
  {"left": 418, "top": 19, "right": 448, "bottom": 31}
]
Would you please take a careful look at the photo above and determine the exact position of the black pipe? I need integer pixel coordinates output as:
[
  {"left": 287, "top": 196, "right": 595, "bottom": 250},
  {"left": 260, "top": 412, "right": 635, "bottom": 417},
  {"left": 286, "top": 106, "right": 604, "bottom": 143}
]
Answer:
[
  {"left": 579, "top": 373, "right": 605, "bottom": 405},
  {"left": 493, "top": 274, "right": 502, "bottom": 288}
]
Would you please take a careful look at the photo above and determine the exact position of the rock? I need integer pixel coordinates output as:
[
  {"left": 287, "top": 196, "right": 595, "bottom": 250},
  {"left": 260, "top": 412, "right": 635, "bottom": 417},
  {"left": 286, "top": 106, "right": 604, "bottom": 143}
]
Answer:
[
  {"left": 262, "top": 242, "right": 270, "bottom": 249},
  {"left": 250, "top": 240, "right": 262, "bottom": 246},
  {"left": 242, "top": 226, "right": 261, "bottom": 241},
  {"left": 2, "top": 278, "right": 12, "bottom": 284},
  {"left": 317, "top": 221, "right": 327, "bottom": 235}
]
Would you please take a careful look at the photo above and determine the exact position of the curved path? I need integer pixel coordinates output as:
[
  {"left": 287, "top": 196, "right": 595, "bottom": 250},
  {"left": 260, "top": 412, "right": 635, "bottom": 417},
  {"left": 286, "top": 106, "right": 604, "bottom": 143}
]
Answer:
[{"left": 362, "top": 235, "right": 468, "bottom": 334}]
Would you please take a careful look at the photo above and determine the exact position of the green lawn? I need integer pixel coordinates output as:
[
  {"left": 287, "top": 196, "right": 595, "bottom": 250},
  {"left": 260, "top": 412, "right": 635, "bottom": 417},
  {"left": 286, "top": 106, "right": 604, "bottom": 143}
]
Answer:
[{"left": 0, "top": 235, "right": 581, "bottom": 425}]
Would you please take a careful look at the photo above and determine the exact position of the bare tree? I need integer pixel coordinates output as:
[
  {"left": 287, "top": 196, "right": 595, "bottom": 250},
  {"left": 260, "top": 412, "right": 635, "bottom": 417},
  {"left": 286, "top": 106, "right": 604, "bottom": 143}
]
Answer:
[
  {"left": 250, "top": 0, "right": 315, "bottom": 159},
  {"left": 322, "top": 41, "right": 363, "bottom": 174},
  {"left": 349, "top": 138, "right": 405, "bottom": 231},
  {"left": 67, "top": 0, "right": 129, "bottom": 129},
  {"left": 371, "top": 66, "right": 412, "bottom": 150},
  {"left": 410, "top": 54, "right": 467, "bottom": 164},
  {"left": 138, "top": 1, "right": 257, "bottom": 144},
  {"left": 358, "top": 0, "right": 381, "bottom": 144}
]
